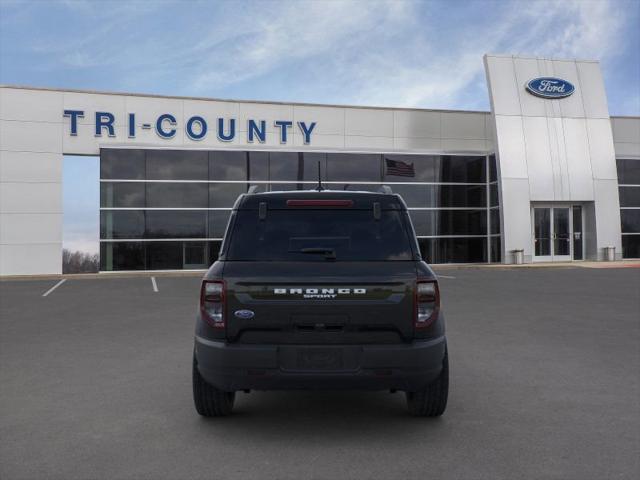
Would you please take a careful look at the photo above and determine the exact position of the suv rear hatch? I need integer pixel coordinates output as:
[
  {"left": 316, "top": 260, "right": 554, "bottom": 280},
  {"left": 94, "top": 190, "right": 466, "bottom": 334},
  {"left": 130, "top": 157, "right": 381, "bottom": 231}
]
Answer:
[
  {"left": 220, "top": 193, "right": 421, "bottom": 344},
  {"left": 223, "top": 261, "right": 416, "bottom": 344}
]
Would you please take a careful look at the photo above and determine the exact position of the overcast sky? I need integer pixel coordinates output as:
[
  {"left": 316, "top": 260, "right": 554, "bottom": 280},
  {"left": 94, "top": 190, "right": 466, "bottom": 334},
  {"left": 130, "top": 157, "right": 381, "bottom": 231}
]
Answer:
[{"left": 1, "top": 0, "right": 639, "bottom": 253}]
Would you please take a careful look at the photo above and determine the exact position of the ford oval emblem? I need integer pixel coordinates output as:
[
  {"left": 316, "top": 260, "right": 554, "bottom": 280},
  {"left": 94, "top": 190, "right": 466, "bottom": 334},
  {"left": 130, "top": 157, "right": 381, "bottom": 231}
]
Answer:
[
  {"left": 234, "top": 309, "right": 255, "bottom": 319},
  {"left": 526, "top": 77, "right": 575, "bottom": 99}
]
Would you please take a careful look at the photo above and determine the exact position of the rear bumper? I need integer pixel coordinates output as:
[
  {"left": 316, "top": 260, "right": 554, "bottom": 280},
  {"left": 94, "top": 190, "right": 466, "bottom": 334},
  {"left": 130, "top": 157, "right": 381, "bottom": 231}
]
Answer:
[{"left": 194, "top": 335, "right": 446, "bottom": 392}]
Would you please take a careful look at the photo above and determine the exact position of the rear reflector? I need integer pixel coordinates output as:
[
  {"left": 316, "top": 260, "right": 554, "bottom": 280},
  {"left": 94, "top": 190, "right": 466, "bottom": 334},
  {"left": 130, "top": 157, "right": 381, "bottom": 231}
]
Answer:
[{"left": 286, "top": 199, "right": 354, "bottom": 207}]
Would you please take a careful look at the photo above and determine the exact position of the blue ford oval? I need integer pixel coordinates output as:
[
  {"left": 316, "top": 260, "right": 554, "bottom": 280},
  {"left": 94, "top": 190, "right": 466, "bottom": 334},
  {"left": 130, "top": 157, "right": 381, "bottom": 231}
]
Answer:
[
  {"left": 234, "top": 309, "right": 255, "bottom": 319},
  {"left": 526, "top": 77, "right": 575, "bottom": 99}
]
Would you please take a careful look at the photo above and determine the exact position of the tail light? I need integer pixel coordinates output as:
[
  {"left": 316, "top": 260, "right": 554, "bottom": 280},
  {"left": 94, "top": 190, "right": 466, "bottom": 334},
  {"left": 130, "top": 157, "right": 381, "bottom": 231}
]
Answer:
[
  {"left": 415, "top": 280, "right": 439, "bottom": 328},
  {"left": 200, "top": 280, "right": 225, "bottom": 329}
]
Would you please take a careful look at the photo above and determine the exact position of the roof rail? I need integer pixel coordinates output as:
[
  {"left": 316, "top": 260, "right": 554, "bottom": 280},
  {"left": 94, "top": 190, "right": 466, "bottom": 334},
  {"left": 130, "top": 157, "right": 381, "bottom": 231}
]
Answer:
[
  {"left": 377, "top": 185, "right": 393, "bottom": 194},
  {"left": 247, "top": 185, "right": 261, "bottom": 194}
]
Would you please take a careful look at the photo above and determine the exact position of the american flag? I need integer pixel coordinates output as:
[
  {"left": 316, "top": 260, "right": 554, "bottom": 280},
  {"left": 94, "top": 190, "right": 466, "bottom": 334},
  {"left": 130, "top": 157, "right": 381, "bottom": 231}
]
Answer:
[{"left": 385, "top": 158, "right": 415, "bottom": 177}]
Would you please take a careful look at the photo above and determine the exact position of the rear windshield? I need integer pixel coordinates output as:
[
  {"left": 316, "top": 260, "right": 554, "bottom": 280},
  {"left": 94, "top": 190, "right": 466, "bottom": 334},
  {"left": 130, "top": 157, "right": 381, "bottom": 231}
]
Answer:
[{"left": 225, "top": 209, "right": 416, "bottom": 261}]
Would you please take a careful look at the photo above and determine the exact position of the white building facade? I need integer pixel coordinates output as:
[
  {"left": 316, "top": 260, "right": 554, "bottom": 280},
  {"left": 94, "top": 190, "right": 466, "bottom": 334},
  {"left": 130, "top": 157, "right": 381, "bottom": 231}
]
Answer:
[{"left": 1, "top": 54, "right": 639, "bottom": 275}]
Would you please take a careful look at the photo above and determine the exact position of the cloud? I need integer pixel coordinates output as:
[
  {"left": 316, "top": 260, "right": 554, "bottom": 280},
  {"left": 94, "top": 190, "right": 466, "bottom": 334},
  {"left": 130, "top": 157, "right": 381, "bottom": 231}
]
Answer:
[
  {"left": 2, "top": 0, "right": 637, "bottom": 113},
  {"left": 330, "top": 0, "right": 630, "bottom": 109},
  {"left": 173, "top": 0, "right": 631, "bottom": 110},
  {"left": 184, "top": 1, "right": 415, "bottom": 92}
]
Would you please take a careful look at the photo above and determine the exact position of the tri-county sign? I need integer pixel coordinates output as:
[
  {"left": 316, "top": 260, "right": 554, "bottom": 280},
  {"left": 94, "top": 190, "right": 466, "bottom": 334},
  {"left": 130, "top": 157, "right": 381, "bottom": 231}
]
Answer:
[
  {"left": 62, "top": 110, "right": 317, "bottom": 144},
  {"left": 525, "top": 77, "right": 575, "bottom": 99}
]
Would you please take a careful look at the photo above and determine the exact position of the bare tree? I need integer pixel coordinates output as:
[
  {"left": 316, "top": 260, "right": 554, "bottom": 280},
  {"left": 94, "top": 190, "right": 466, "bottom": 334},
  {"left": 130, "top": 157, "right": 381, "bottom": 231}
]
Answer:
[{"left": 62, "top": 249, "right": 99, "bottom": 274}]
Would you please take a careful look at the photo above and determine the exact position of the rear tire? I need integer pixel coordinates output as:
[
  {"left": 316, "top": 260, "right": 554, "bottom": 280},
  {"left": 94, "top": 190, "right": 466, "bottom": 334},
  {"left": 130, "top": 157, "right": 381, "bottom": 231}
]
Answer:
[
  {"left": 192, "top": 356, "right": 235, "bottom": 417},
  {"left": 406, "top": 347, "right": 449, "bottom": 417}
]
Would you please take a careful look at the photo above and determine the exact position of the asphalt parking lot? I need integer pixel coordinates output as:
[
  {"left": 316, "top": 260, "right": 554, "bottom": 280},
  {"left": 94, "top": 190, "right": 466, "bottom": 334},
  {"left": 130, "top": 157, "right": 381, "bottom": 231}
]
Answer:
[{"left": 1, "top": 266, "right": 639, "bottom": 480}]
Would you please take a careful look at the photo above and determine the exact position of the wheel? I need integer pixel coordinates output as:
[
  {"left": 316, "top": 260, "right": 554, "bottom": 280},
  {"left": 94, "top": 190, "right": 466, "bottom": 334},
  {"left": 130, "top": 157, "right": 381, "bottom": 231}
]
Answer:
[
  {"left": 406, "top": 347, "right": 449, "bottom": 417},
  {"left": 192, "top": 355, "right": 235, "bottom": 417}
]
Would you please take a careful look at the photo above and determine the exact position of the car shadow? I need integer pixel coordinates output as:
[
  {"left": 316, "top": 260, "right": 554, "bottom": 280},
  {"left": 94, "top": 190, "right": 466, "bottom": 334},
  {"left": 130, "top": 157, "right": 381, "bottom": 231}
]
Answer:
[{"left": 193, "top": 390, "right": 449, "bottom": 444}]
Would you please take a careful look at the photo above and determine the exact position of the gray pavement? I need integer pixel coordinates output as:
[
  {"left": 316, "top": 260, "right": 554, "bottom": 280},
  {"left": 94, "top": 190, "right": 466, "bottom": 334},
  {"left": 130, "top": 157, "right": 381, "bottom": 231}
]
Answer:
[{"left": 0, "top": 267, "right": 639, "bottom": 480}]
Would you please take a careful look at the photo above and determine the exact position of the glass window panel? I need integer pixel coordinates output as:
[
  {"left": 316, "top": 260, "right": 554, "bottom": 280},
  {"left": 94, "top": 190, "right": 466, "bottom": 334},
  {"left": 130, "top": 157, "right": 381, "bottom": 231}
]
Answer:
[
  {"left": 100, "top": 149, "right": 145, "bottom": 179},
  {"left": 409, "top": 210, "right": 487, "bottom": 236},
  {"left": 622, "top": 235, "right": 640, "bottom": 258},
  {"left": 279, "top": 183, "right": 381, "bottom": 192},
  {"left": 490, "top": 183, "right": 499, "bottom": 206},
  {"left": 183, "top": 241, "right": 210, "bottom": 268},
  {"left": 621, "top": 210, "right": 640, "bottom": 233},
  {"left": 392, "top": 184, "right": 428, "bottom": 208},
  {"left": 384, "top": 155, "right": 486, "bottom": 183},
  {"left": 384, "top": 154, "right": 436, "bottom": 182},
  {"left": 334, "top": 183, "right": 379, "bottom": 192},
  {"left": 184, "top": 242, "right": 205, "bottom": 266},
  {"left": 209, "top": 151, "right": 268, "bottom": 181},
  {"left": 269, "top": 183, "right": 308, "bottom": 191},
  {"left": 248, "top": 152, "right": 269, "bottom": 181},
  {"left": 490, "top": 209, "right": 501, "bottom": 234},
  {"left": 392, "top": 185, "right": 487, "bottom": 208},
  {"left": 418, "top": 237, "right": 488, "bottom": 263},
  {"left": 269, "top": 152, "right": 302, "bottom": 182},
  {"left": 438, "top": 155, "right": 486, "bottom": 183},
  {"left": 146, "top": 242, "right": 183, "bottom": 270},
  {"left": 489, "top": 154, "right": 497, "bottom": 182},
  {"left": 100, "top": 182, "right": 145, "bottom": 208},
  {"left": 383, "top": 154, "right": 422, "bottom": 181},
  {"left": 100, "top": 242, "right": 145, "bottom": 270},
  {"left": 146, "top": 183, "right": 208, "bottom": 208},
  {"left": 209, "top": 150, "right": 248, "bottom": 181},
  {"left": 209, "top": 150, "right": 269, "bottom": 180},
  {"left": 145, "top": 210, "right": 207, "bottom": 238},
  {"left": 269, "top": 152, "right": 327, "bottom": 182},
  {"left": 490, "top": 236, "right": 501, "bottom": 263},
  {"left": 209, "top": 183, "right": 252, "bottom": 207},
  {"left": 100, "top": 211, "right": 145, "bottom": 239},
  {"left": 431, "top": 184, "right": 486, "bottom": 208},
  {"left": 326, "top": 153, "right": 381, "bottom": 182},
  {"left": 208, "top": 210, "right": 232, "bottom": 238},
  {"left": 617, "top": 159, "right": 640, "bottom": 185},
  {"left": 301, "top": 153, "right": 327, "bottom": 181},
  {"left": 146, "top": 150, "right": 208, "bottom": 180},
  {"left": 619, "top": 186, "right": 640, "bottom": 207}
]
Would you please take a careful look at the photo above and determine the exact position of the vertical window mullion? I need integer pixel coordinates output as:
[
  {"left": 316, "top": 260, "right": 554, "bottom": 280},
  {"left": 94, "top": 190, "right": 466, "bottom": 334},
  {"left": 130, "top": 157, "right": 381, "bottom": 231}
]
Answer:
[{"left": 486, "top": 155, "right": 490, "bottom": 263}]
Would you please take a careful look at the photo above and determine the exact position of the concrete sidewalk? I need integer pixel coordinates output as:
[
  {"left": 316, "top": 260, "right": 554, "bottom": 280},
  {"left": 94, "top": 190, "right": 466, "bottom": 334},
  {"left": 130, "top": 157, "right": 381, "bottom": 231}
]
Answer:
[{"left": 1, "top": 260, "right": 639, "bottom": 282}]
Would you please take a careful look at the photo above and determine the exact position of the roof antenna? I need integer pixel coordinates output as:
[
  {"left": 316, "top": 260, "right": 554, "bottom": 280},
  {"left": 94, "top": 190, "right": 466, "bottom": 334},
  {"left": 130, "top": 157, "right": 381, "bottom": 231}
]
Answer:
[{"left": 316, "top": 161, "right": 324, "bottom": 191}]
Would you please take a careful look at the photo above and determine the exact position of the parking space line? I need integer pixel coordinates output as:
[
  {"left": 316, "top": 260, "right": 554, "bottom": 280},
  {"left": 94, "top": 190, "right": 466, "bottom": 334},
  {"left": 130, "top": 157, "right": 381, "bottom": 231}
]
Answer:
[
  {"left": 151, "top": 276, "right": 158, "bottom": 292},
  {"left": 437, "top": 275, "right": 456, "bottom": 279},
  {"left": 42, "top": 279, "right": 66, "bottom": 297}
]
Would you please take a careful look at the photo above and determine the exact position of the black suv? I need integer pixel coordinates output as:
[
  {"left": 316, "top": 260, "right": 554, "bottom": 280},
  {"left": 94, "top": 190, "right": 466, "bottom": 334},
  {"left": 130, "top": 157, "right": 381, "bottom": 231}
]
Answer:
[{"left": 193, "top": 189, "right": 448, "bottom": 416}]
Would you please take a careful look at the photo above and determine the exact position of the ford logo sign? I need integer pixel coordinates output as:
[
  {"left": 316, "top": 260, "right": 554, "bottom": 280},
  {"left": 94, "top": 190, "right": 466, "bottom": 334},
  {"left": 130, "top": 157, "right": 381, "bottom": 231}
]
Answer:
[
  {"left": 234, "top": 309, "right": 255, "bottom": 319},
  {"left": 526, "top": 77, "right": 575, "bottom": 99}
]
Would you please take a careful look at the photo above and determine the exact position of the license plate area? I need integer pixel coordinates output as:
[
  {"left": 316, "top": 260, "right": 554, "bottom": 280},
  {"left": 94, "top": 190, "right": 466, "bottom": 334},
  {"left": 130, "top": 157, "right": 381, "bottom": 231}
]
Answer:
[{"left": 278, "top": 346, "right": 361, "bottom": 372}]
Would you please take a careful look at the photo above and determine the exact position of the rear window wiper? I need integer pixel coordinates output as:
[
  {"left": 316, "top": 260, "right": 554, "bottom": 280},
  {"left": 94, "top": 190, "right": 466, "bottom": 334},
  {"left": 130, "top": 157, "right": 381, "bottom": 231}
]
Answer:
[{"left": 293, "top": 247, "right": 337, "bottom": 260}]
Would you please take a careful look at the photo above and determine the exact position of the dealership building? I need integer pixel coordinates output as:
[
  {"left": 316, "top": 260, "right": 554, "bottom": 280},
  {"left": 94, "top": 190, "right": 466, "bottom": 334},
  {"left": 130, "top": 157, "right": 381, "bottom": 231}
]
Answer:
[{"left": 0, "top": 54, "right": 639, "bottom": 275}]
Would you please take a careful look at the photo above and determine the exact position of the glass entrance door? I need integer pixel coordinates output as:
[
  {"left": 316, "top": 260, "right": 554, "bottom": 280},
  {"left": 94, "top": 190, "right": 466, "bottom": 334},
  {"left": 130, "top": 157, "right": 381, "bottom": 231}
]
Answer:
[
  {"left": 534, "top": 207, "right": 552, "bottom": 261},
  {"left": 552, "top": 207, "right": 571, "bottom": 261},
  {"left": 533, "top": 205, "right": 582, "bottom": 262}
]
